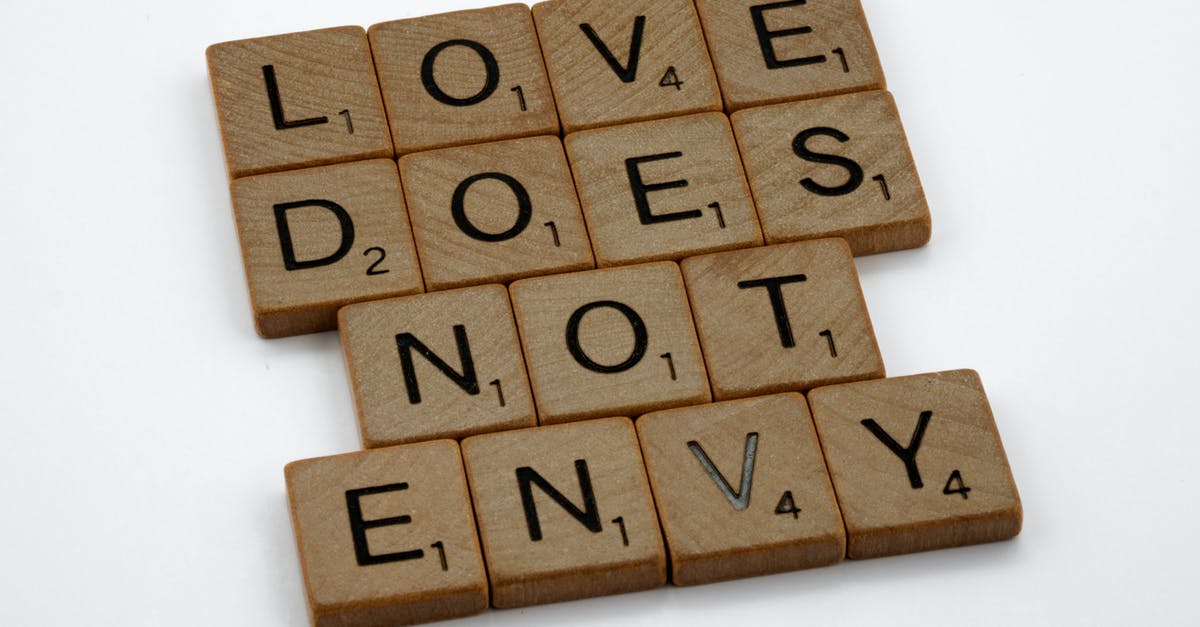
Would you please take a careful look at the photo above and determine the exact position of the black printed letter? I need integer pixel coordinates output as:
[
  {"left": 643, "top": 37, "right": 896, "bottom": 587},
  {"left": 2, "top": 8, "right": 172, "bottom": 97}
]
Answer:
[
  {"left": 451, "top": 172, "right": 533, "bottom": 242},
  {"left": 793, "top": 127, "right": 864, "bottom": 196},
  {"left": 395, "top": 325, "right": 479, "bottom": 404},
  {"left": 580, "top": 16, "right": 646, "bottom": 83},
  {"left": 625, "top": 152, "right": 701, "bottom": 225},
  {"left": 273, "top": 199, "right": 355, "bottom": 271},
  {"left": 750, "top": 1, "right": 826, "bottom": 69},
  {"left": 262, "top": 65, "right": 329, "bottom": 129},
  {"left": 345, "top": 483, "right": 424, "bottom": 566},
  {"left": 737, "top": 274, "right": 808, "bottom": 348},
  {"left": 421, "top": 39, "right": 500, "bottom": 106},
  {"left": 565, "top": 301, "right": 648, "bottom": 373},
  {"left": 517, "top": 460, "right": 602, "bottom": 541},
  {"left": 861, "top": 411, "right": 933, "bottom": 489},
  {"left": 688, "top": 433, "right": 759, "bottom": 511}
]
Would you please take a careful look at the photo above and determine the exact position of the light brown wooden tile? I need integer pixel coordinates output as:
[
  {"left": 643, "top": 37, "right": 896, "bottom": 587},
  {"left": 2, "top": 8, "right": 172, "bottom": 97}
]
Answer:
[
  {"left": 564, "top": 113, "right": 763, "bottom": 267},
  {"left": 680, "top": 239, "right": 884, "bottom": 400},
  {"left": 694, "top": 0, "right": 886, "bottom": 112},
  {"left": 637, "top": 394, "right": 844, "bottom": 585},
  {"left": 369, "top": 4, "right": 559, "bottom": 156},
  {"left": 207, "top": 26, "right": 393, "bottom": 179},
  {"left": 509, "top": 262, "right": 710, "bottom": 425},
  {"left": 399, "top": 136, "right": 594, "bottom": 291},
  {"left": 230, "top": 159, "right": 423, "bottom": 338},
  {"left": 807, "top": 370, "right": 1023, "bottom": 560},
  {"left": 339, "top": 285, "right": 536, "bottom": 448},
  {"left": 461, "top": 417, "right": 666, "bottom": 608},
  {"left": 731, "top": 90, "right": 931, "bottom": 255},
  {"left": 285, "top": 440, "right": 488, "bottom": 626},
  {"left": 532, "top": 0, "right": 723, "bottom": 134}
]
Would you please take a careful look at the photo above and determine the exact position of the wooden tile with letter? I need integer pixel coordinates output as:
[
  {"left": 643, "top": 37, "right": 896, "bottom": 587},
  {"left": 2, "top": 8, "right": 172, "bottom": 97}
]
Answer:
[
  {"left": 532, "top": 0, "right": 722, "bottom": 133},
  {"left": 461, "top": 417, "right": 666, "bottom": 607},
  {"left": 229, "top": 159, "right": 423, "bottom": 338},
  {"left": 286, "top": 440, "right": 488, "bottom": 626},
  {"left": 207, "top": 26, "right": 394, "bottom": 178},
  {"left": 339, "top": 285, "right": 536, "bottom": 448},
  {"left": 637, "top": 394, "right": 845, "bottom": 585},
  {"left": 680, "top": 239, "right": 884, "bottom": 400},
  {"left": 510, "top": 262, "right": 710, "bottom": 425},
  {"left": 807, "top": 370, "right": 1023, "bottom": 559},
  {"left": 369, "top": 4, "right": 559, "bottom": 155}
]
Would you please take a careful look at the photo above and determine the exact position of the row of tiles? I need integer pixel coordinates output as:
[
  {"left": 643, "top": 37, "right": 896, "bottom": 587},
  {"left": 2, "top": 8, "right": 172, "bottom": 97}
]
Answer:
[
  {"left": 235, "top": 90, "right": 930, "bottom": 339},
  {"left": 338, "top": 238, "right": 883, "bottom": 448},
  {"left": 208, "top": 0, "right": 888, "bottom": 178},
  {"left": 288, "top": 372, "right": 1022, "bottom": 625}
]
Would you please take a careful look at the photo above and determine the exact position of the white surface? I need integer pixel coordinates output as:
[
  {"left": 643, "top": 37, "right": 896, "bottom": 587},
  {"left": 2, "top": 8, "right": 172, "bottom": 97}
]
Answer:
[{"left": 1, "top": 1, "right": 1197, "bottom": 624}]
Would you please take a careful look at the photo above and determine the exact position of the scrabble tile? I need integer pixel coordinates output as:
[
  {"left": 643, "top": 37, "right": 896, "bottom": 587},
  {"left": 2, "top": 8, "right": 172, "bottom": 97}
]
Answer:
[
  {"left": 230, "top": 159, "right": 423, "bottom": 338},
  {"left": 509, "top": 262, "right": 710, "bottom": 425},
  {"left": 285, "top": 440, "right": 488, "bottom": 626},
  {"left": 680, "top": 239, "right": 884, "bottom": 400},
  {"left": 461, "top": 417, "right": 666, "bottom": 607},
  {"left": 339, "top": 285, "right": 536, "bottom": 448},
  {"left": 207, "top": 26, "right": 393, "bottom": 178},
  {"left": 731, "top": 90, "right": 931, "bottom": 255},
  {"left": 369, "top": 5, "right": 560, "bottom": 155},
  {"left": 399, "top": 136, "right": 595, "bottom": 291},
  {"left": 694, "top": 0, "right": 886, "bottom": 112},
  {"left": 808, "top": 370, "right": 1023, "bottom": 559},
  {"left": 637, "top": 394, "right": 845, "bottom": 585},
  {"left": 564, "top": 113, "right": 763, "bottom": 267},
  {"left": 532, "top": 0, "right": 723, "bottom": 133}
]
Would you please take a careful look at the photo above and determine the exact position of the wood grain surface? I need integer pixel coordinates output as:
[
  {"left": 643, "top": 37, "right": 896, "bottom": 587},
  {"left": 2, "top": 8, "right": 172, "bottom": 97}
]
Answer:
[
  {"left": 207, "top": 26, "right": 393, "bottom": 178},
  {"left": 694, "top": 0, "right": 885, "bottom": 111},
  {"left": 285, "top": 440, "right": 488, "bottom": 626},
  {"left": 807, "top": 370, "right": 1023, "bottom": 559},
  {"left": 338, "top": 285, "right": 536, "bottom": 448},
  {"left": 399, "top": 135, "right": 594, "bottom": 290},
  {"left": 461, "top": 417, "right": 666, "bottom": 607},
  {"left": 680, "top": 239, "right": 884, "bottom": 400},
  {"left": 369, "top": 4, "right": 559, "bottom": 155},
  {"left": 731, "top": 90, "right": 931, "bottom": 255},
  {"left": 229, "top": 159, "right": 423, "bottom": 338},
  {"left": 509, "top": 262, "right": 710, "bottom": 424},
  {"left": 564, "top": 113, "right": 762, "bottom": 267},
  {"left": 637, "top": 394, "right": 845, "bottom": 585},
  {"left": 532, "top": 0, "right": 722, "bottom": 133}
]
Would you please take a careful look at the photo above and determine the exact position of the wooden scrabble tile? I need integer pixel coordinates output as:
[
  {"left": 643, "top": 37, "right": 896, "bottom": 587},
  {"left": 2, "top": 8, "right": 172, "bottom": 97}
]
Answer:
[
  {"left": 532, "top": 0, "right": 723, "bottom": 133},
  {"left": 807, "top": 370, "right": 1023, "bottom": 559},
  {"left": 509, "top": 262, "right": 710, "bottom": 425},
  {"left": 369, "top": 5, "right": 560, "bottom": 155},
  {"left": 338, "top": 285, "right": 536, "bottom": 448},
  {"left": 680, "top": 239, "right": 884, "bottom": 400},
  {"left": 399, "top": 136, "right": 595, "bottom": 291},
  {"left": 207, "top": 26, "right": 393, "bottom": 178},
  {"left": 230, "top": 159, "right": 423, "bottom": 338},
  {"left": 731, "top": 90, "right": 931, "bottom": 255},
  {"left": 285, "top": 440, "right": 488, "bottom": 626},
  {"left": 694, "top": 0, "right": 886, "bottom": 112},
  {"left": 637, "top": 394, "right": 845, "bottom": 585},
  {"left": 461, "top": 417, "right": 666, "bottom": 607},
  {"left": 564, "top": 113, "right": 763, "bottom": 267}
]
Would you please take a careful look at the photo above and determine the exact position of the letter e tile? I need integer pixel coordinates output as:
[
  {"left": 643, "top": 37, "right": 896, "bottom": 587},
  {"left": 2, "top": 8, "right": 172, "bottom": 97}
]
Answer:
[{"left": 285, "top": 440, "right": 488, "bottom": 626}]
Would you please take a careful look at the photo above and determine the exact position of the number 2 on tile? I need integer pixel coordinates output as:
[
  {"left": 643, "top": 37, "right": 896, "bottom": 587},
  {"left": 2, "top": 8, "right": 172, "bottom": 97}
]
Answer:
[{"left": 364, "top": 247, "right": 388, "bottom": 276}]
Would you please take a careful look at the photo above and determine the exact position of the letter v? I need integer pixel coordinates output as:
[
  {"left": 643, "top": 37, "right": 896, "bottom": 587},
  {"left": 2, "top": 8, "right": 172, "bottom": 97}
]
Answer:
[
  {"left": 579, "top": 16, "right": 646, "bottom": 83},
  {"left": 687, "top": 432, "right": 759, "bottom": 510}
]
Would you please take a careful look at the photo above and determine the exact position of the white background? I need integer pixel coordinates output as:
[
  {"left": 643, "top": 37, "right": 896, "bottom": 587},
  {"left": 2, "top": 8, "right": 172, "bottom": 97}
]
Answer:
[{"left": 1, "top": 1, "right": 1197, "bottom": 625}]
